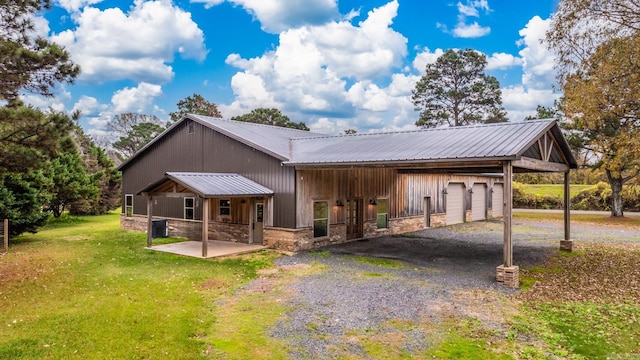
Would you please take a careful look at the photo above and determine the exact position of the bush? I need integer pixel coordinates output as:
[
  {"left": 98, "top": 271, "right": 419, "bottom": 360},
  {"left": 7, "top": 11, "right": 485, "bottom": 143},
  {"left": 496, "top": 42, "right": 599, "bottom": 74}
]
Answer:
[
  {"left": 571, "top": 182, "right": 611, "bottom": 211},
  {"left": 513, "top": 182, "right": 564, "bottom": 209}
]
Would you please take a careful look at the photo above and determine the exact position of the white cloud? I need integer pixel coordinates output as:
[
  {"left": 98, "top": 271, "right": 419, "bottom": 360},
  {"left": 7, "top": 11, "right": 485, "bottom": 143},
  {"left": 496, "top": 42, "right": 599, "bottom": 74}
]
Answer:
[
  {"left": 517, "top": 16, "right": 557, "bottom": 90},
  {"left": 486, "top": 52, "right": 523, "bottom": 70},
  {"left": 447, "top": 0, "right": 491, "bottom": 38},
  {"left": 452, "top": 22, "right": 490, "bottom": 38},
  {"left": 502, "top": 86, "right": 560, "bottom": 121},
  {"left": 72, "top": 95, "right": 106, "bottom": 117},
  {"left": 192, "top": 0, "right": 340, "bottom": 34},
  {"left": 412, "top": 47, "right": 445, "bottom": 72},
  {"left": 111, "top": 82, "right": 163, "bottom": 113},
  {"left": 225, "top": 0, "right": 406, "bottom": 119},
  {"left": 51, "top": 1, "right": 206, "bottom": 84},
  {"left": 56, "top": 0, "right": 103, "bottom": 13}
]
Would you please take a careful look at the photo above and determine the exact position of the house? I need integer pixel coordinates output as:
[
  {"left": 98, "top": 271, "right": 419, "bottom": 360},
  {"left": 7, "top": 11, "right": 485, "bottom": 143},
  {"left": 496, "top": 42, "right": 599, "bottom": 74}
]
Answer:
[{"left": 118, "top": 115, "right": 577, "bottom": 286}]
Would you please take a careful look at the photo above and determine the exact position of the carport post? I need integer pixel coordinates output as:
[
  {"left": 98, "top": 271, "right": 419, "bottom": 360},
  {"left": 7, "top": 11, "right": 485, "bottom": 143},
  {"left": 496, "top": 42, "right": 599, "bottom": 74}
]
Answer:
[
  {"left": 202, "top": 197, "right": 209, "bottom": 258},
  {"left": 561, "top": 171, "right": 573, "bottom": 251},
  {"left": 503, "top": 162, "right": 513, "bottom": 267},
  {"left": 146, "top": 194, "right": 153, "bottom": 247},
  {"left": 497, "top": 162, "right": 519, "bottom": 288}
]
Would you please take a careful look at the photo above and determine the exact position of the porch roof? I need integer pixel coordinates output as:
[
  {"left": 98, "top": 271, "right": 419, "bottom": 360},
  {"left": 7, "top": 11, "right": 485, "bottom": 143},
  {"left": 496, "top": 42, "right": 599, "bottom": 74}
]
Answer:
[{"left": 138, "top": 172, "right": 274, "bottom": 198}]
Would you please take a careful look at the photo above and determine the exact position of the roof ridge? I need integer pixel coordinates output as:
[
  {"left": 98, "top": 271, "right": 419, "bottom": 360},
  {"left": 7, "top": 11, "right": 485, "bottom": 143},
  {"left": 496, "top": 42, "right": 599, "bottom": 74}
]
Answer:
[
  {"left": 189, "top": 114, "right": 324, "bottom": 136},
  {"left": 289, "top": 119, "right": 556, "bottom": 142}
]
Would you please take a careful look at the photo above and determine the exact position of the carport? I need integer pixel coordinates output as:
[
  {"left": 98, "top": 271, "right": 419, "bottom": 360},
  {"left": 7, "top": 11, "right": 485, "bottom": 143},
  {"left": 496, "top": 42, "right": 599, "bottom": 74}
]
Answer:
[
  {"left": 285, "top": 119, "right": 579, "bottom": 287},
  {"left": 138, "top": 172, "right": 274, "bottom": 257}
]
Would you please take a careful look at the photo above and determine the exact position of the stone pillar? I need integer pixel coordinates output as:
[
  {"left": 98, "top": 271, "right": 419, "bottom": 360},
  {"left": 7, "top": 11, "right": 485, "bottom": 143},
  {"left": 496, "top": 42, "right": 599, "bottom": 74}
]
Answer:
[{"left": 496, "top": 265, "right": 519, "bottom": 288}]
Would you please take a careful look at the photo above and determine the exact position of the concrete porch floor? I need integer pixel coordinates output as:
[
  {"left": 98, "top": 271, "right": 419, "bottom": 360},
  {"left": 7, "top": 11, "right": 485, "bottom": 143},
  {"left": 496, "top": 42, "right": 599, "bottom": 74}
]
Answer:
[{"left": 148, "top": 240, "right": 266, "bottom": 258}]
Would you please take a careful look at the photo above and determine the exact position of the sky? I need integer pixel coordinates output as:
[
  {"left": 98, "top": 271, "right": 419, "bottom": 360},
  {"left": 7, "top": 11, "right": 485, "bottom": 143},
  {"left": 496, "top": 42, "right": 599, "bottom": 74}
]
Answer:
[{"left": 31, "top": 0, "right": 561, "bottom": 139}]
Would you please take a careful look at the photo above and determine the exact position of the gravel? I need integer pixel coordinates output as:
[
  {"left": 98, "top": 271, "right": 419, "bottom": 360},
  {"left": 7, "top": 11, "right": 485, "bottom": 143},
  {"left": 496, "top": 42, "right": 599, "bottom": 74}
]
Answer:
[{"left": 261, "top": 219, "right": 638, "bottom": 359}]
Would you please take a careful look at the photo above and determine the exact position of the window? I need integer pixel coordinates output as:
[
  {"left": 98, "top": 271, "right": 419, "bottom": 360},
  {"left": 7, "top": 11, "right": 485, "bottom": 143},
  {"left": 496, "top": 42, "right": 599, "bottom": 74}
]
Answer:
[
  {"left": 184, "top": 197, "right": 195, "bottom": 220},
  {"left": 125, "top": 194, "right": 133, "bottom": 217},
  {"left": 219, "top": 199, "right": 230, "bottom": 216},
  {"left": 376, "top": 198, "right": 388, "bottom": 229},
  {"left": 313, "top": 201, "right": 329, "bottom": 238},
  {"left": 188, "top": 123, "right": 195, "bottom": 134}
]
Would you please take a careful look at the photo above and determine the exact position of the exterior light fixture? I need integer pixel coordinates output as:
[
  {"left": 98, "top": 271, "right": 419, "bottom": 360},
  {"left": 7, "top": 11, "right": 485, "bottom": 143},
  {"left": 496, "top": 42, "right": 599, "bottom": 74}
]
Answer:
[
  {"left": 336, "top": 199, "right": 344, "bottom": 207},
  {"left": 369, "top": 199, "right": 377, "bottom": 205}
]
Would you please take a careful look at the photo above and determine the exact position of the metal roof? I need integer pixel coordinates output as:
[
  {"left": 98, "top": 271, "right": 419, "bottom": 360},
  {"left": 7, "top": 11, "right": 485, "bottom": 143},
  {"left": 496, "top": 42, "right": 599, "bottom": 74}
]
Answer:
[
  {"left": 284, "top": 120, "right": 574, "bottom": 166},
  {"left": 139, "top": 172, "right": 274, "bottom": 198},
  {"left": 189, "top": 115, "right": 324, "bottom": 160}
]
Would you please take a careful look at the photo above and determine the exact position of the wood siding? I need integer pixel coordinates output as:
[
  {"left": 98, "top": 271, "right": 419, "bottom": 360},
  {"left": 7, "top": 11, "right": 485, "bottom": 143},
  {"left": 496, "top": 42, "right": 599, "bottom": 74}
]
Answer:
[
  {"left": 120, "top": 120, "right": 297, "bottom": 228},
  {"left": 296, "top": 168, "right": 498, "bottom": 228}
]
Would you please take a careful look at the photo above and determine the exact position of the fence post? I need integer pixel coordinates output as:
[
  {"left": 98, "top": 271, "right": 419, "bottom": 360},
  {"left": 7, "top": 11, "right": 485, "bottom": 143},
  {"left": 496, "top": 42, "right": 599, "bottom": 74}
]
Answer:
[{"left": 1, "top": 219, "right": 7, "bottom": 252}]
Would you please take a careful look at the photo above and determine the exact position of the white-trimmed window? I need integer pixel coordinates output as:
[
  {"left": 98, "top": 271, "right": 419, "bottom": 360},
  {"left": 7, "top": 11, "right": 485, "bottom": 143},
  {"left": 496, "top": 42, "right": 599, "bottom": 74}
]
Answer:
[
  {"left": 313, "top": 201, "right": 329, "bottom": 238},
  {"left": 219, "top": 199, "right": 231, "bottom": 216},
  {"left": 125, "top": 194, "right": 133, "bottom": 217},
  {"left": 376, "top": 198, "right": 388, "bottom": 229},
  {"left": 184, "top": 197, "right": 195, "bottom": 220}
]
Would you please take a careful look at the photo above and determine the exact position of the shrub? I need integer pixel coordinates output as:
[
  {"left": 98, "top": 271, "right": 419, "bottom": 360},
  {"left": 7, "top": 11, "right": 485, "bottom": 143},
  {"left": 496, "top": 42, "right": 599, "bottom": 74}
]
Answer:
[
  {"left": 513, "top": 182, "right": 564, "bottom": 209},
  {"left": 571, "top": 182, "right": 611, "bottom": 211}
]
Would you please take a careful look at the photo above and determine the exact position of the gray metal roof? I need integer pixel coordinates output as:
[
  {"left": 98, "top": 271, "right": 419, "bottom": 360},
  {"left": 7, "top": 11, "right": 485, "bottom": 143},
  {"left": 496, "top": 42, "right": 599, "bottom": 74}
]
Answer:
[
  {"left": 140, "top": 172, "right": 274, "bottom": 198},
  {"left": 189, "top": 115, "right": 324, "bottom": 160},
  {"left": 284, "top": 120, "right": 571, "bottom": 166}
]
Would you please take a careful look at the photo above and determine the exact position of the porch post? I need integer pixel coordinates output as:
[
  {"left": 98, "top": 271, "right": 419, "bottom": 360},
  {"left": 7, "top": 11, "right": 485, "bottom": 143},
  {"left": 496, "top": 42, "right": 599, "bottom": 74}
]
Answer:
[
  {"left": 561, "top": 171, "right": 573, "bottom": 251},
  {"left": 497, "top": 162, "right": 519, "bottom": 287},
  {"left": 202, "top": 197, "right": 209, "bottom": 258},
  {"left": 146, "top": 194, "right": 153, "bottom": 247}
]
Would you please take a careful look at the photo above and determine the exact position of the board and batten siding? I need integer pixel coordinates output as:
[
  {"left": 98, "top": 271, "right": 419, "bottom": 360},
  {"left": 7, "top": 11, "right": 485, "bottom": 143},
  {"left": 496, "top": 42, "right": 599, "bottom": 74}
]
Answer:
[
  {"left": 295, "top": 169, "right": 499, "bottom": 229},
  {"left": 120, "top": 119, "right": 297, "bottom": 228}
]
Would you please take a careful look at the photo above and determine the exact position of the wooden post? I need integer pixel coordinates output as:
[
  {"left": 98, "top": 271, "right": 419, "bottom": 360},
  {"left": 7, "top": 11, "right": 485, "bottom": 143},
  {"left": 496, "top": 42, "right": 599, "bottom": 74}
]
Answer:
[
  {"left": 503, "top": 162, "right": 513, "bottom": 267},
  {"left": 564, "top": 172, "right": 570, "bottom": 241},
  {"left": 146, "top": 194, "right": 153, "bottom": 248},
  {"left": 202, "top": 198, "right": 209, "bottom": 258},
  {"left": 560, "top": 171, "right": 574, "bottom": 251},
  {"left": 3, "top": 219, "right": 8, "bottom": 252}
]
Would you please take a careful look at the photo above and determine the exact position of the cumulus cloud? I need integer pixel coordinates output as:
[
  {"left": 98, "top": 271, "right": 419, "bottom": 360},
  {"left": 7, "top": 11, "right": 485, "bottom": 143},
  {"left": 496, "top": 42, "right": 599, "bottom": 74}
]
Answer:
[
  {"left": 501, "top": 16, "right": 560, "bottom": 121},
  {"left": 111, "top": 82, "right": 163, "bottom": 113},
  {"left": 191, "top": 0, "right": 340, "bottom": 33},
  {"left": 51, "top": 1, "right": 206, "bottom": 84},
  {"left": 56, "top": 0, "right": 103, "bottom": 13},
  {"left": 444, "top": 0, "right": 491, "bottom": 38},
  {"left": 412, "top": 47, "right": 445, "bottom": 73},
  {"left": 225, "top": 0, "right": 407, "bottom": 123},
  {"left": 486, "top": 52, "right": 523, "bottom": 70},
  {"left": 517, "top": 16, "right": 557, "bottom": 90},
  {"left": 72, "top": 95, "right": 106, "bottom": 117}
]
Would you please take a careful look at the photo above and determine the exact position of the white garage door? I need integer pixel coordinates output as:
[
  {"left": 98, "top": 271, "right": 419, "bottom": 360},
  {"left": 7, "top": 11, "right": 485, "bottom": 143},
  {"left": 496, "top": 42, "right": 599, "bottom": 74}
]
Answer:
[
  {"left": 492, "top": 183, "right": 504, "bottom": 217},
  {"left": 471, "top": 184, "right": 486, "bottom": 221},
  {"left": 446, "top": 183, "right": 465, "bottom": 225}
]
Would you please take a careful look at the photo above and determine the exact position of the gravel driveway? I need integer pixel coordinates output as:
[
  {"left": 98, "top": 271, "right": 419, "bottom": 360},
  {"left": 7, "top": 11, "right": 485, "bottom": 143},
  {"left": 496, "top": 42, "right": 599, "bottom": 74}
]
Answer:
[{"left": 261, "top": 218, "right": 639, "bottom": 359}]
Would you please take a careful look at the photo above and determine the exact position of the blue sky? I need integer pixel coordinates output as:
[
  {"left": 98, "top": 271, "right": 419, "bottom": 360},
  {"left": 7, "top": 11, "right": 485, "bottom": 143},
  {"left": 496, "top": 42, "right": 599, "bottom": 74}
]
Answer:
[{"left": 31, "top": 0, "right": 560, "bottom": 139}]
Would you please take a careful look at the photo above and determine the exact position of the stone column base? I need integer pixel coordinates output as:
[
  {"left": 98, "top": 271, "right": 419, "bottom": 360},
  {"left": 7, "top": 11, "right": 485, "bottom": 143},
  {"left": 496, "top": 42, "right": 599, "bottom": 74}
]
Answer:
[
  {"left": 496, "top": 265, "right": 519, "bottom": 288},
  {"left": 560, "top": 240, "right": 574, "bottom": 252}
]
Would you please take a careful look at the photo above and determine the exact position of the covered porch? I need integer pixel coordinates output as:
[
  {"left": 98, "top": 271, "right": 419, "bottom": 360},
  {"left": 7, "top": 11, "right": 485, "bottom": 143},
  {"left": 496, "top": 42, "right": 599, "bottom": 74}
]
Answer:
[{"left": 138, "top": 172, "right": 274, "bottom": 258}]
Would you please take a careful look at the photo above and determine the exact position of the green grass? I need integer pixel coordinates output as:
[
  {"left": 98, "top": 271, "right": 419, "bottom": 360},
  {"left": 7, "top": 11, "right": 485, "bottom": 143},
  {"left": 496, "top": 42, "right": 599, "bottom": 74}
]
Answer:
[
  {"left": 0, "top": 211, "right": 278, "bottom": 359},
  {"left": 521, "top": 184, "right": 590, "bottom": 198},
  {"left": 513, "top": 211, "right": 640, "bottom": 226},
  {"left": 353, "top": 256, "right": 405, "bottom": 269}
]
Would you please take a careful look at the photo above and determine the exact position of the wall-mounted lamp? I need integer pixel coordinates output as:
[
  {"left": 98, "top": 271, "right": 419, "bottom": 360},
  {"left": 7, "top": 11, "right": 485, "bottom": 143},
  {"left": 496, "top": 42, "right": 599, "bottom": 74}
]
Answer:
[
  {"left": 369, "top": 198, "right": 377, "bottom": 205},
  {"left": 442, "top": 189, "right": 448, "bottom": 195},
  {"left": 336, "top": 199, "right": 344, "bottom": 207}
]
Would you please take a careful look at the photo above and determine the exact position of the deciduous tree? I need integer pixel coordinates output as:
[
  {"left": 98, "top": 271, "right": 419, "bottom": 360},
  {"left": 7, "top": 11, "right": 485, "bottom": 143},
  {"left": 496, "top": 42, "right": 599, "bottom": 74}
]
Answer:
[
  {"left": 561, "top": 34, "right": 640, "bottom": 216},
  {"left": 231, "top": 108, "right": 309, "bottom": 130},
  {"left": 412, "top": 49, "right": 507, "bottom": 127},
  {"left": 169, "top": 93, "right": 222, "bottom": 122}
]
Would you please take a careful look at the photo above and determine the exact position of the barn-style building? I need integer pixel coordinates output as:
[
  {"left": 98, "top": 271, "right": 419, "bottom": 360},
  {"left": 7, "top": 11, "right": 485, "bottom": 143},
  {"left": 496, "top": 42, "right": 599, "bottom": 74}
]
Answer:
[{"left": 118, "top": 115, "right": 577, "bottom": 286}]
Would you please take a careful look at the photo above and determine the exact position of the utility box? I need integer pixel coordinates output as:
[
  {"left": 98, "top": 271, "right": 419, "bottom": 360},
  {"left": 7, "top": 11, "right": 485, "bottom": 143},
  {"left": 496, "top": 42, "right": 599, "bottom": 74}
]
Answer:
[{"left": 151, "top": 219, "right": 168, "bottom": 238}]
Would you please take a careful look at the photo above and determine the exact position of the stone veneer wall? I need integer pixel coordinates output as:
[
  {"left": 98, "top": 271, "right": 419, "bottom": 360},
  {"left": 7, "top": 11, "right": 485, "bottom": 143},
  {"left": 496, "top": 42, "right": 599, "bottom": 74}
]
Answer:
[
  {"left": 208, "top": 222, "right": 250, "bottom": 243},
  {"left": 120, "top": 214, "right": 202, "bottom": 240}
]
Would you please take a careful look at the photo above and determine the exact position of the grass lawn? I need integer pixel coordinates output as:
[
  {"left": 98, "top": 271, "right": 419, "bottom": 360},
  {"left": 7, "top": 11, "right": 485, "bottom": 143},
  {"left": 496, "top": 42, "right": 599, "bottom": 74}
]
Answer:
[
  {"left": 0, "top": 211, "right": 281, "bottom": 359},
  {"left": 520, "top": 183, "right": 590, "bottom": 198},
  {"left": 1, "top": 211, "right": 639, "bottom": 359}
]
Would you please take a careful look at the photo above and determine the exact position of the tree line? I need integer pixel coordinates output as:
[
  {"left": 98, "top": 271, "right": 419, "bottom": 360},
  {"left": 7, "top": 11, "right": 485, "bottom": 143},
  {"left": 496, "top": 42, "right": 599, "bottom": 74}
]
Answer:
[{"left": 1, "top": 0, "right": 637, "bottom": 238}]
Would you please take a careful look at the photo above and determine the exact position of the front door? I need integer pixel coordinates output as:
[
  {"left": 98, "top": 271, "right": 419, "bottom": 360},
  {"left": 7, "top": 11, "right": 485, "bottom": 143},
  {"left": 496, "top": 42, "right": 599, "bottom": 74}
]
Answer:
[
  {"left": 346, "top": 199, "right": 363, "bottom": 240},
  {"left": 252, "top": 201, "right": 264, "bottom": 244}
]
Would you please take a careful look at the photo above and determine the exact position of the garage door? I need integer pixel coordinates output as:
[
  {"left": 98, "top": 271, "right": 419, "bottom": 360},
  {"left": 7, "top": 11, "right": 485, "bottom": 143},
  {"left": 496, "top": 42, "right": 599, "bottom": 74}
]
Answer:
[
  {"left": 471, "top": 184, "right": 486, "bottom": 221},
  {"left": 492, "top": 183, "right": 504, "bottom": 217},
  {"left": 446, "top": 183, "right": 465, "bottom": 225}
]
